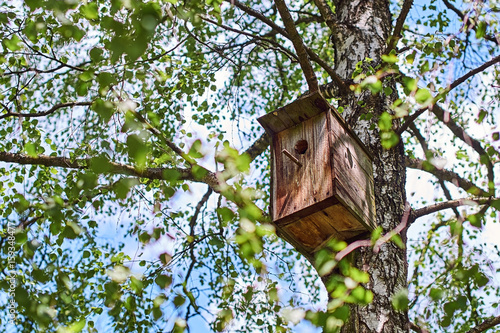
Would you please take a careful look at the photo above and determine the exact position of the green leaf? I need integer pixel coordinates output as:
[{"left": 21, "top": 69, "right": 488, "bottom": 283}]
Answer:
[
  {"left": 92, "top": 99, "right": 115, "bottom": 121},
  {"left": 3, "top": 35, "right": 22, "bottom": 51},
  {"left": 173, "top": 295, "right": 185, "bottom": 307},
  {"left": 381, "top": 54, "right": 398, "bottom": 64},
  {"left": 155, "top": 274, "right": 172, "bottom": 289},
  {"left": 390, "top": 234, "right": 404, "bottom": 248},
  {"left": 491, "top": 199, "right": 500, "bottom": 211},
  {"left": 380, "top": 131, "right": 399, "bottom": 149},
  {"left": 25, "top": 142, "right": 37, "bottom": 157},
  {"left": 415, "top": 88, "right": 432, "bottom": 105},
  {"left": 81, "top": 3, "right": 98, "bottom": 20},
  {"left": 188, "top": 139, "right": 203, "bottom": 159},
  {"left": 429, "top": 288, "right": 444, "bottom": 301},
  {"left": 378, "top": 112, "right": 392, "bottom": 131},
  {"left": 162, "top": 168, "right": 181, "bottom": 181},
  {"left": 127, "top": 134, "right": 148, "bottom": 167},
  {"left": 66, "top": 319, "right": 86, "bottom": 332},
  {"left": 90, "top": 156, "right": 112, "bottom": 173},
  {"left": 391, "top": 289, "right": 409, "bottom": 311},
  {"left": 113, "top": 178, "right": 139, "bottom": 199},
  {"left": 476, "top": 21, "right": 487, "bottom": 39},
  {"left": 402, "top": 77, "right": 417, "bottom": 95},
  {"left": 476, "top": 109, "right": 487, "bottom": 124}
]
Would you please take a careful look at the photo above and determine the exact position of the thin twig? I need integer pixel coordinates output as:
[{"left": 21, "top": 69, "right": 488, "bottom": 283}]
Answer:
[
  {"left": 430, "top": 104, "right": 495, "bottom": 195},
  {"left": 0, "top": 101, "right": 92, "bottom": 120},
  {"left": 312, "top": 0, "right": 337, "bottom": 34},
  {"left": 128, "top": 109, "right": 196, "bottom": 166},
  {"left": 335, "top": 202, "right": 412, "bottom": 262},
  {"left": 227, "top": 0, "right": 347, "bottom": 92},
  {"left": 408, "top": 123, "right": 463, "bottom": 220},
  {"left": 442, "top": 0, "right": 499, "bottom": 45},
  {"left": 200, "top": 16, "right": 299, "bottom": 62},
  {"left": 398, "top": 107, "right": 427, "bottom": 135}
]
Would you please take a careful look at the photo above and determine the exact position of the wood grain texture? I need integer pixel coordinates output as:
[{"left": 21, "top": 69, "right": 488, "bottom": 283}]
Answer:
[{"left": 274, "top": 112, "right": 333, "bottom": 220}]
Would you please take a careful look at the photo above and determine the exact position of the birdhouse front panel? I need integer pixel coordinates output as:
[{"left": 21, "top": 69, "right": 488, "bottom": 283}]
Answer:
[{"left": 273, "top": 113, "right": 333, "bottom": 222}]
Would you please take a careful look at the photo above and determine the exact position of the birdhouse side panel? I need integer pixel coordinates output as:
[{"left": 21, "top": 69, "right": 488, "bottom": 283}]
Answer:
[
  {"left": 328, "top": 112, "right": 376, "bottom": 230},
  {"left": 272, "top": 113, "right": 333, "bottom": 222}
]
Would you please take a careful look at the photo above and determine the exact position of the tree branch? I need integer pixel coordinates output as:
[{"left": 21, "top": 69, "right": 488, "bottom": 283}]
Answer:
[
  {"left": 312, "top": 0, "right": 337, "bottom": 33},
  {"left": 243, "top": 132, "right": 270, "bottom": 162},
  {"left": 411, "top": 197, "right": 497, "bottom": 221},
  {"left": 409, "top": 322, "right": 429, "bottom": 333},
  {"left": 408, "top": 123, "right": 463, "bottom": 219},
  {"left": 335, "top": 202, "right": 412, "bottom": 261},
  {"left": 430, "top": 104, "right": 494, "bottom": 195},
  {"left": 448, "top": 54, "right": 500, "bottom": 91},
  {"left": 465, "top": 315, "right": 500, "bottom": 333},
  {"left": 387, "top": 0, "right": 414, "bottom": 52},
  {"left": 227, "top": 0, "right": 347, "bottom": 93},
  {"left": 398, "top": 107, "right": 427, "bottom": 135},
  {"left": 0, "top": 151, "right": 222, "bottom": 190},
  {"left": 274, "top": 0, "right": 319, "bottom": 93},
  {"left": 200, "top": 15, "right": 299, "bottom": 62},
  {"left": 405, "top": 156, "right": 489, "bottom": 196},
  {"left": 128, "top": 109, "right": 197, "bottom": 166},
  {"left": 0, "top": 101, "right": 92, "bottom": 120}
]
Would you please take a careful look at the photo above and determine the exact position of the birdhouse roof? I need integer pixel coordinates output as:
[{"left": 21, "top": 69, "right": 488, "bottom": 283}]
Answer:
[
  {"left": 257, "top": 91, "right": 373, "bottom": 159},
  {"left": 257, "top": 91, "right": 329, "bottom": 136}
]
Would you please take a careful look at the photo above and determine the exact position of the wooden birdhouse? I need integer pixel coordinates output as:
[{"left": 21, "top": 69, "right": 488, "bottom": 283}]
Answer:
[{"left": 257, "top": 91, "right": 376, "bottom": 258}]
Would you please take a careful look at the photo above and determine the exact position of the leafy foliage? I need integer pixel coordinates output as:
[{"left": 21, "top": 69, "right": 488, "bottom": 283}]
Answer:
[{"left": 0, "top": 0, "right": 499, "bottom": 332}]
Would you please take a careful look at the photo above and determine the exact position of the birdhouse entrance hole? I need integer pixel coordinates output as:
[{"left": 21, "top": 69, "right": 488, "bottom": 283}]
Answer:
[
  {"left": 294, "top": 139, "right": 308, "bottom": 154},
  {"left": 257, "top": 91, "right": 376, "bottom": 260}
]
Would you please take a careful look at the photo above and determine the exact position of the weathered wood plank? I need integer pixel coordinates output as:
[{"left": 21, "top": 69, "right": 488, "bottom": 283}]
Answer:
[
  {"left": 273, "top": 113, "right": 333, "bottom": 221},
  {"left": 257, "top": 91, "right": 328, "bottom": 136}
]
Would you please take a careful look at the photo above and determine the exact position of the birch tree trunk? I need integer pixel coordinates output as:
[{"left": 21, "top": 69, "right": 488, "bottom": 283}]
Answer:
[{"left": 330, "top": 1, "right": 409, "bottom": 332}]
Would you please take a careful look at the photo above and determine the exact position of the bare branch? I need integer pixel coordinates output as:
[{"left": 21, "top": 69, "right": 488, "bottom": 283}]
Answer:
[
  {"left": 0, "top": 101, "right": 92, "bottom": 120},
  {"left": 387, "top": 0, "right": 414, "bottom": 52},
  {"left": 243, "top": 132, "right": 270, "bottom": 162},
  {"left": 442, "top": 0, "right": 499, "bottom": 45},
  {"left": 335, "top": 203, "right": 412, "bottom": 261},
  {"left": 465, "top": 315, "right": 500, "bottom": 333},
  {"left": 408, "top": 123, "right": 463, "bottom": 220},
  {"left": 190, "top": 187, "right": 213, "bottom": 236},
  {"left": 405, "top": 156, "right": 489, "bottom": 196},
  {"left": 430, "top": 104, "right": 494, "bottom": 195},
  {"left": 312, "top": 0, "right": 337, "bottom": 33},
  {"left": 200, "top": 16, "right": 299, "bottom": 62},
  {"left": 412, "top": 197, "right": 497, "bottom": 220},
  {"left": 274, "top": 0, "right": 319, "bottom": 93},
  {"left": 448, "top": 54, "right": 500, "bottom": 91},
  {"left": 398, "top": 107, "right": 427, "bottom": 135},
  {"left": 227, "top": 0, "right": 347, "bottom": 93}
]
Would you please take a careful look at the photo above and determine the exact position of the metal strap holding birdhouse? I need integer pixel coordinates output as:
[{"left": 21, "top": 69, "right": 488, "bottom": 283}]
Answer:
[{"left": 258, "top": 91, "right": 376, "bottom": 258}]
